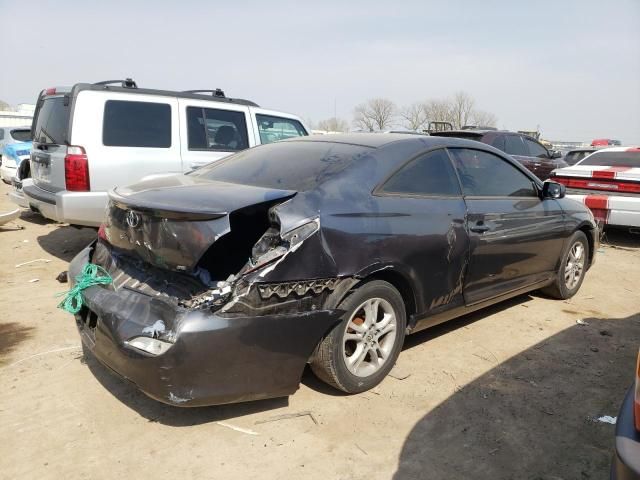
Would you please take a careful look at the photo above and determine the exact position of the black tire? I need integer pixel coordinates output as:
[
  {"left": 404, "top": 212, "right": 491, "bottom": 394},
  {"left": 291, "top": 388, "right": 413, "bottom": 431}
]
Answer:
[
  {"left": 310, "top": 280, "right": 406, "bottom": 393},
  {"left": 541, "top": 230, "right": 589, "bottom": 299}
]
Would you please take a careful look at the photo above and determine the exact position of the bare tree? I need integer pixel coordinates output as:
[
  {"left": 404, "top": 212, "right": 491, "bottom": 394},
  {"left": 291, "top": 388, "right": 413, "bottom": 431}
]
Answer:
[
  {"left": 316, "top": 117, "right": 349, "bottom": 132},
  {"left": 399, "top": 102, "right": 428, "bottom": 131},
  {"left": 450, "top": 91, "right": 475, "bottom": 129},
  {"left": 353, "top": 98, "right": 396, "bottom": 131},
  {"left": 423, "top": 99, "right": 455, "bottom": 125},
  {"left": 470, "top": 109, "right": 498, "bottom": 128}
]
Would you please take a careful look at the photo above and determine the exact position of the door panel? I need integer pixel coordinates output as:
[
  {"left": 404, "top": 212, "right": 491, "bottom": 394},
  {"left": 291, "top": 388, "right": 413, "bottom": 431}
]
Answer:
[
  {"left": 447, "top": 147, "right": 566, "bottom": 304},
  {"left": 464, "top": 198, "right": 565, "bottom": 304}
]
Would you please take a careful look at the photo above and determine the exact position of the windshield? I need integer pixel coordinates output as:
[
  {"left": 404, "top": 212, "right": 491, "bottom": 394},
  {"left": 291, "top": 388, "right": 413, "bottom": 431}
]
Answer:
[
  {"left": 579, "top": 150, "right": 640, "bottom": 168},
  {"left": 32, "top": 96, "right": 70, "bottom": 145},
  {"left": 191, "top": 141, "right": 372, "bottom": 191},
  {"left": 10, "top": 129, "right": 31, "bottom": 142}
]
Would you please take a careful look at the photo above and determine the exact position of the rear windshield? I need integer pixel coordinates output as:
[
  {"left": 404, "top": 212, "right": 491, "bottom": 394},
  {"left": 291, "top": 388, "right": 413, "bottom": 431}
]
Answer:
[
  {"left": 190, "top": 141, "right": 372, "bottom": 191},
  {"left": 32, "top": 96, "right": 70, "bottom": 145},
  {"left": 10, "top": 129, "right": 31, "bottom": 142},
  {"left": 579, "top": 151, "right": 640, "bottom": 168}
]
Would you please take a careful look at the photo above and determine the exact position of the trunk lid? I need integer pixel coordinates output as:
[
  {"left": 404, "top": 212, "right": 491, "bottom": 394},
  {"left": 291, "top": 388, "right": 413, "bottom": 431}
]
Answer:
[{"left": 104, "top": 175, "right": 296, "bottom": 274}]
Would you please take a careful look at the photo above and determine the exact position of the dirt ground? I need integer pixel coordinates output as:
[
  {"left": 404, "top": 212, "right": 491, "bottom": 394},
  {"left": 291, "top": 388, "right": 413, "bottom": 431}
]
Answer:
[{"left": 0, "top": 181, "right": 638, "bottom": 480}]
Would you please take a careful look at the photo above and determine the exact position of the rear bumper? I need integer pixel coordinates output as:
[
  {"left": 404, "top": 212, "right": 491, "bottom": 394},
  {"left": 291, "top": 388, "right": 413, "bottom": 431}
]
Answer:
[
  {"left": 611, "top": 386, "right": 640, "bottom": 479},
  {"left": 568, "top": 193, "right": 640, "bottom": 228},
  {"left": 22, "top": 181, "right": 107, "bottom": 227},
  {"left": 70, "top": 244, "right": 341, "bottom": 407}
]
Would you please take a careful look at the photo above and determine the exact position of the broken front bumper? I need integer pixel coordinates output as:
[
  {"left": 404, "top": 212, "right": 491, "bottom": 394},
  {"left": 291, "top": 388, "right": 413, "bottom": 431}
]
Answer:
[{"left": 70, "top": 244, "right": 341, "bottom": 407}]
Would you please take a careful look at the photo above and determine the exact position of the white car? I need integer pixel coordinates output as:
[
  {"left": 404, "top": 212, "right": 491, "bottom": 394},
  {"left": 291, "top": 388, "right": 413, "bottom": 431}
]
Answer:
[
  {"left": 15, "top": 79, "right": 309, "bottom": 227},
  {"left": 0, "top": 126, "right": 31, "bottom": 183},
  {"left": 550, "top": 146, "right": 640, "bottom": 228}
]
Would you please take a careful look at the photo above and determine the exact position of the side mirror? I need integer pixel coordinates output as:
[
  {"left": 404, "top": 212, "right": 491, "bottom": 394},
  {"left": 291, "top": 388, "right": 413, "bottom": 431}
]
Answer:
[
  {"left": 549, "top": 150, "right": 562, "bottom": 159},
  {"left": 542, "top": 181, "right": 565, "bottom": 199}
]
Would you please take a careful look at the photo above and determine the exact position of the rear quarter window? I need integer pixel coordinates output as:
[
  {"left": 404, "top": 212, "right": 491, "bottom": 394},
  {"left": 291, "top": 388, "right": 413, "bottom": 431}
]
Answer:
[
  {"left": 10, "top": 129, "right": 31, "bottom": 142},
  {"left": 103, "top": 100, "right": 171, "bottom": 148}
]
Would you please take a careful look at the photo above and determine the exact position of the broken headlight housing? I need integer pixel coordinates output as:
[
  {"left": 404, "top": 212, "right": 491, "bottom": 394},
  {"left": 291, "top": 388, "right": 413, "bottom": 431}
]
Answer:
[{"left": 249, "top": 218, "right": 320, "bottom": 272}]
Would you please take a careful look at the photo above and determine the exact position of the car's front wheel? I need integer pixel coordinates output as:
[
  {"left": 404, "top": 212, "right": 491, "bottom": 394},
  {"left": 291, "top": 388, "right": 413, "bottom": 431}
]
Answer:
[
  {"left": 542, "top": 230, "right": 589, "bottom": 299},
  {"left": 311, "top": 280, "right": 406, "bottom": 393}
]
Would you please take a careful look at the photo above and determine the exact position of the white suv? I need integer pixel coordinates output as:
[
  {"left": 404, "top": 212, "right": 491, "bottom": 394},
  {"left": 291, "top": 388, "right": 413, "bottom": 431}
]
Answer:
[{"left": 16, "top": 79, "right": 308, "bottom": 227}]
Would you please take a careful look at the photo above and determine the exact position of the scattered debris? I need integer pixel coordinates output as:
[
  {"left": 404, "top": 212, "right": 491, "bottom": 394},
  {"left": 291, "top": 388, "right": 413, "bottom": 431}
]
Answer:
[
  {"left": 521, "top": 304, "right": 529, "bottom": 308},
  {"left": 599, "top": 329, "right": 612, "bottom": 337},
  {"left": 595, "top": 415, "right": 617, "bottom": 425},
  {"left": 255, "top": 411, "right": 318, "bottom": 426},
  {"left": 15, "top": 259, "right": 52, "bottom": 268},
  {"left": 22, "top": 239, "right": 29, "bottom": 243},
  {"left": 28, "top": 278, "right": 40, "bottom": 283},
  {"left": 576, "top": 319, "right": 589, "bottom": 326},
  {"left": 389, "top": 368, "right": 412, "bottom": 380},
  {"left": 5, "top": 345, "right": 82, "bottom": 368},
  {"left": 590, "top": 346, "right": 599, "bottom": 353},
  {"left": 216, "top": 421, "right": 259, "bottom": 436},
  {"left": 540, "top": 408, "right": 554, "bottom": 416},
  {"left": 355, "top": 444, "right": 368, "bottom": 455},
  {"left": 56, "top": 271, "right": 68, "bottom": 283},
  {"left": 0, "top": 208, "right": 20, "bottom": 226}
]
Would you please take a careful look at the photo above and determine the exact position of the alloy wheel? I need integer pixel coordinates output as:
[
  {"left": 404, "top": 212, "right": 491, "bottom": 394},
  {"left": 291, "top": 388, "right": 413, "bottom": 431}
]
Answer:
[{"left": 342, "top": 298, "right": 397, "bottom": 377}]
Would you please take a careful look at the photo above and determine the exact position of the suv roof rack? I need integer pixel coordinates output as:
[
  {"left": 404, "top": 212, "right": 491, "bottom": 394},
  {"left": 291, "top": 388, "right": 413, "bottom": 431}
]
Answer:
[
  {"left": 93, "top": 78, "right": 138, "bottom": 89},
  {"left": 183, "top": 89, "right": 226, "bottom": 98}
]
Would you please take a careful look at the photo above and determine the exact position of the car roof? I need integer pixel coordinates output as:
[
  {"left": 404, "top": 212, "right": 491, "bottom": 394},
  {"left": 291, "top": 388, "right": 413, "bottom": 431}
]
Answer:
[
  {"left": 589, "top": 146, "right": 640, "bottom": 153},
  {"left": 283, "top": 132, "right": 499, "bottom": 150}
]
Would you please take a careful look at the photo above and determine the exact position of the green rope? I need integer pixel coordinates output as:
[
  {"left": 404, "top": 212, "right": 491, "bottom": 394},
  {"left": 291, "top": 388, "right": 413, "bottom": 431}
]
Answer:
[{"left": 57, "top": 263, "right": 113, "bottom": 314}]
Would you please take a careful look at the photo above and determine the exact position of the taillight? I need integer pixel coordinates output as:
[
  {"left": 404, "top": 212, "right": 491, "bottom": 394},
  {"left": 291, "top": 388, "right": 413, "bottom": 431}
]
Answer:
[
  {"left": 64, "top": 146, "right": 90, "bottom": 192},
  {"left": 44, "top": 87, "right": 56, "bottom": 96},
  {"left": 97, "top": 223, "right": 107, "bottom": 241},
  {"left": 634, "top": 348, "right": 640, "bottom": 432}
]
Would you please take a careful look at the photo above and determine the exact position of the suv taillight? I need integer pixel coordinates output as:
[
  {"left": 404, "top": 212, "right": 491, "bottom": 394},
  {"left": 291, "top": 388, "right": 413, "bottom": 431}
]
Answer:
[
  {"left": 635, "top": 348, "right": 640, "bottom": 432},
  {"left": 64, "top": 146, "right": 90, "bottom": 192}
]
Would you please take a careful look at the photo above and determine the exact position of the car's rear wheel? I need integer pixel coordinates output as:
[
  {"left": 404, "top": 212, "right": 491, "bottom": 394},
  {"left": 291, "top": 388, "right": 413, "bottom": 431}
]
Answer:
[
  {"left": 311, "top": 280, "right": 406, "bottom": 393},
  {"left": 542, "top": 230, "right": 589, "bottom": 299}
]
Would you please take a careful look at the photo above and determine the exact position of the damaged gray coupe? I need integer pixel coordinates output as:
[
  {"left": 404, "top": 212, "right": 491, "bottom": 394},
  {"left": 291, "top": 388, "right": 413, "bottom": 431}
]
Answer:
[{"left": 70, "top": 134, "right": 598, "bottom": 406}]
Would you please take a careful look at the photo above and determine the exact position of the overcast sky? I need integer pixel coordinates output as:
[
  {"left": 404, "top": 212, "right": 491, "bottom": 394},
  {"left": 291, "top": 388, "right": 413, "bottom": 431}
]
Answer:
[{"left": 2, "top": 0, "right": 639, "bottom": 143}]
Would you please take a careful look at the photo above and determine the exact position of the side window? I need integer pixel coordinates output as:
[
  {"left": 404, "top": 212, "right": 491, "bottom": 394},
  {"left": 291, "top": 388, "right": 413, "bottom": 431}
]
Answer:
[
  {"left": 490, "top": 134, "right": 505, "bottom": 151},
  {"left": 449, "top": 148, "right": 537, "bottom": 197},
  {"left": 103, "top": 100, "right": 171, "bottom": 148},
  {"left": 524, "top": 138, "right": 549, "bottom": 158},
  {"left": 187, "top": 107, "right": 248, "bottom": 151},
  {"left": 380, "top": 149, "right": 461, "bottom": 196},
  {"left": 256, "top": 114, "right": 307, "bottom": 144},
  {"left": 504, "top": 135, "right": 528, "bottom": 156},
  {"left": 0, "top": 129, "right": 4, "bottom": 140}
]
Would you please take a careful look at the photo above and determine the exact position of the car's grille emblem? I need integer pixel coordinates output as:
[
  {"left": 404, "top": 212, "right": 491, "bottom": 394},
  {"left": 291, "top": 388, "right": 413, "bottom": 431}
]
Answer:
[{"left": 125, "top": 210, "right": 141, "bottom": 228}]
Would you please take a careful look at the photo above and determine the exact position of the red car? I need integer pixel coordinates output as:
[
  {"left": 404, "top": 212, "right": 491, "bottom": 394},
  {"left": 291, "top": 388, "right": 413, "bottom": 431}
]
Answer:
[{"left": 592, "top": 139, "right": 622, "bottom": 147}]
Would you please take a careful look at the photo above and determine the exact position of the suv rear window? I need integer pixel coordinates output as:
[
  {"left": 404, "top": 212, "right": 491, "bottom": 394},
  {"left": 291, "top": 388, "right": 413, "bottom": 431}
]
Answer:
[
  {"left": 33, "top": 97, "right": 70, "bottom": 145},
  {"left": 579, "top": 151, "right": 640, "bottom": 168},
  {"left": 10, "top": 129, "right": 31, "bottom": 142},
  {"left": 103, "top": 100, "right": 171, "bottom": 148},
  {"left": 191, "top": 141, "right": 371, "bottom": 191}
]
